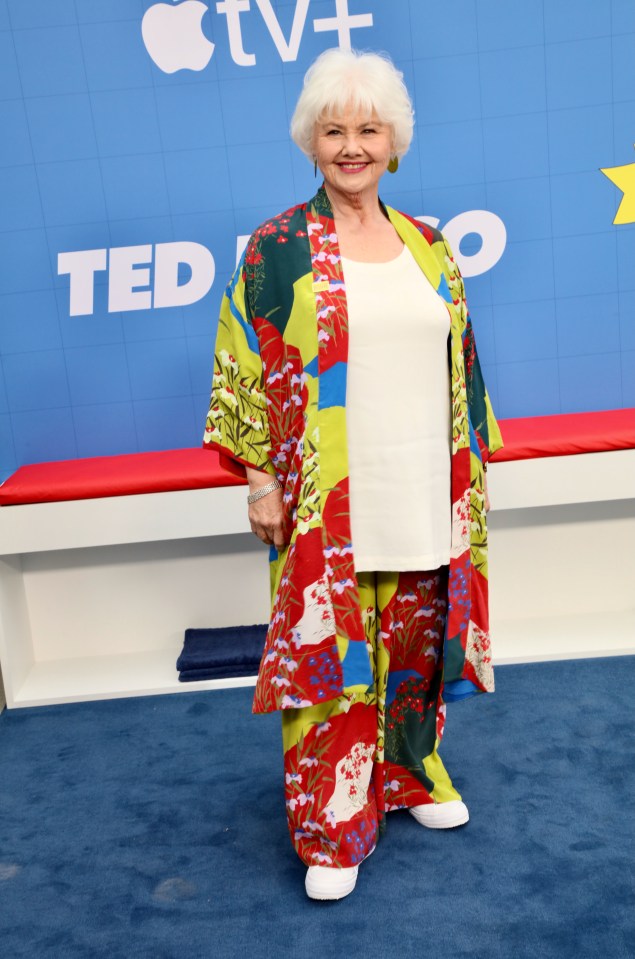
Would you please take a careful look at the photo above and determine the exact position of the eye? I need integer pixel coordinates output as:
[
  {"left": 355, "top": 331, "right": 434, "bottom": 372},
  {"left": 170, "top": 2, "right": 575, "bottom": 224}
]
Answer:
[
  {"left": 362, "top": 128, "right": 377, "bottom": 135},
  {"left": 326, "top": 128, "right": 342, "bottom": 136}
]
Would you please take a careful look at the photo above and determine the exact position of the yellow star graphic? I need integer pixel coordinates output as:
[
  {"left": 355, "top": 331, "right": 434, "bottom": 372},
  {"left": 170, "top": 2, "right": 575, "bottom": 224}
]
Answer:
[{"left": 601, "top": 147, "right": 635, "bottom": 224}]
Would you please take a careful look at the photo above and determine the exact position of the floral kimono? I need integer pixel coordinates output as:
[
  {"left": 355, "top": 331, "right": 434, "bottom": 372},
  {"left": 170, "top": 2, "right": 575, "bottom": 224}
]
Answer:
[{"left": 204, "top": 186, "right": 503, "bottom": 715}]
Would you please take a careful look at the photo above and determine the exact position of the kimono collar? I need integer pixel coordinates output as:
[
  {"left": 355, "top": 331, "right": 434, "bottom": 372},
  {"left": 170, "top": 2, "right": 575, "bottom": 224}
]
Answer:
[{"left": 307, "top": 184, "right": 443, "bottom": 296}]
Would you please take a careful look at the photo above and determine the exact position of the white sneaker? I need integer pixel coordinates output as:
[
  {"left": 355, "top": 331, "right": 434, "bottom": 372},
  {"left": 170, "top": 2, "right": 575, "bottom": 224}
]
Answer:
[
  {"left": 305, "top": 845, "right": 375, "bottom": 901},
  {"left": 305, "top": 864, "right": 359, "bottom": 900},
  {"left": 409, "top": 800, "right": 469, "bottom": 829}
]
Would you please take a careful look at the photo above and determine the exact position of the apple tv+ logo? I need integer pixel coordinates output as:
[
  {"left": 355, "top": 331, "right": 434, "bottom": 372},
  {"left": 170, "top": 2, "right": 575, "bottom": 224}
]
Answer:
[{"left": 141, "top": 0, "right": 374, "bottom": 73}]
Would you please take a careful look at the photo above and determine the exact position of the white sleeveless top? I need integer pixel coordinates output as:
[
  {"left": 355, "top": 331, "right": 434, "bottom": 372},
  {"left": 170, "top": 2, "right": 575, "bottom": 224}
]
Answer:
[{"left": 342, "top": 244, "right": 452, "bottom": 572}]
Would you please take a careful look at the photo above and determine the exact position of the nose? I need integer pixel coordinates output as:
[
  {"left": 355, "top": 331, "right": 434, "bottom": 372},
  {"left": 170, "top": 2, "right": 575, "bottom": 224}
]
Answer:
[{"left": 341, "top": 134, "right": 363, "bottom": 155}]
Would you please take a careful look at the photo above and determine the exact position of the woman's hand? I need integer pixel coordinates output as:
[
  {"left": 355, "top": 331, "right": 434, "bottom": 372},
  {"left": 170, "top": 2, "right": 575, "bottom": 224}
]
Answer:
[
  {"left": 484, "top": 469, "right": 491, "bottom": 513},
  {"left": 246, "top": 467, "right": 289, "bottom": 551}
]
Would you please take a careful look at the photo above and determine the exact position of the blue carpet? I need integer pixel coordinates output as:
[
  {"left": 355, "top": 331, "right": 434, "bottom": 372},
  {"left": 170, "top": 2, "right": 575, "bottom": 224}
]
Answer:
[{"left": 0, "top": 657, "right": 633, "bottom": 959}]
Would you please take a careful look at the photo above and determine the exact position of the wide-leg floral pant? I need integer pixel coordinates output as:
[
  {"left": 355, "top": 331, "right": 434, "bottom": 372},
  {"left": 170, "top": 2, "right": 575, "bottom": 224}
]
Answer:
[{"left": 281, "top": 566, "right": 461, "bottom": 868}]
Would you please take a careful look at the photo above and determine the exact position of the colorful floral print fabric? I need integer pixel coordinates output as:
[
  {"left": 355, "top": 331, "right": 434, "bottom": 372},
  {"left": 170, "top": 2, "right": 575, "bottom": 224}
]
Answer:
[
  {"left": 281, "top": 568, "right": 461, "bottom": 867},
  {"left": 204, "top": 186, "right": 503, "bottom": 713}
]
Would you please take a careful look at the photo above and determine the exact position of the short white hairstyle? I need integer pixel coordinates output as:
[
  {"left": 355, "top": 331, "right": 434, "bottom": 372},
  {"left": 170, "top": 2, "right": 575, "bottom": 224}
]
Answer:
[{"left": 290, "top": 48, "right": 414, "bottom": 160}]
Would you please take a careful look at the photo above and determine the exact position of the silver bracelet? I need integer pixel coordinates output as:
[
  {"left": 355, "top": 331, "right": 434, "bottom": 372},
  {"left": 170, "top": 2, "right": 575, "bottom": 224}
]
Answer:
[{"left": 247, "top": 479, "right": 281, "bottom": 504}]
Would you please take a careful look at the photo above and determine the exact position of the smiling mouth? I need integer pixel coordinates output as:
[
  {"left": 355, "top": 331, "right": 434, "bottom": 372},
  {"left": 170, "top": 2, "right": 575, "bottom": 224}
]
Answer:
[{"left": 338, "top": 162, "right": 369, "bottom": 172}]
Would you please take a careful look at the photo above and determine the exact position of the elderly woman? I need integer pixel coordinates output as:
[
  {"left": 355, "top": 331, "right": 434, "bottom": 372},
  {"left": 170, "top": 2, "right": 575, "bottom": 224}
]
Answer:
[{"left": 204, "top": 48, "right": 503, "bottom": 900}]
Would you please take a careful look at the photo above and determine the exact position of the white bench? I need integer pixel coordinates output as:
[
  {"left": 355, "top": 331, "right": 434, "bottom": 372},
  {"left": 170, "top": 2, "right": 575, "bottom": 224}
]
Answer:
[{"left": 0, "top": 440, "right": 633, "bottom": 709}]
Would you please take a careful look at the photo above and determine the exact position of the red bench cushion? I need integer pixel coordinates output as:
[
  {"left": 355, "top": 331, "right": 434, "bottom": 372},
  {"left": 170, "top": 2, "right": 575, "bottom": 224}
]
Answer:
[
  {"left": 0, "top": 448, "right": 246, "bottom": 506},
  {"left": 0, "top": 410, "right": 633, "bottom": 506},
  {"left": 492, "top": 408, "right": 635, "bottom": 462}
]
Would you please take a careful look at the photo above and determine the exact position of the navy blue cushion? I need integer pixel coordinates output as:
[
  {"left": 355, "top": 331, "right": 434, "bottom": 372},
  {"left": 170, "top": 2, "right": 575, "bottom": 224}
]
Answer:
[{"left": 176, "top": 625, "right": 267, "bottom": 681}]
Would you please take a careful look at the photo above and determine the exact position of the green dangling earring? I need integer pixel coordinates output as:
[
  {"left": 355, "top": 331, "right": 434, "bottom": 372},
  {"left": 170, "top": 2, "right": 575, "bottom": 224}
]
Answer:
[
  {"left": 387, "top": 156, "right": 399, "bottom": 174},
  {"left": 314, "top": 157, "right": 318, "bottom": 177}
]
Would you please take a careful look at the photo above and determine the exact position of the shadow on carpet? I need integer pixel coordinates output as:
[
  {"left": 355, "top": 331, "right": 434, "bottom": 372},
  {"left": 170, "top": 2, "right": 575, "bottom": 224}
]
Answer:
[{"left": 0, "top": 656, "right": 633, "bottom": 959}]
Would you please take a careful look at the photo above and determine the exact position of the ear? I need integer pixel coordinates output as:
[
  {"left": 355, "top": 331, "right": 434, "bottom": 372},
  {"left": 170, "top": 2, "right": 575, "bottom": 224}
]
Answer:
[
  {"left": 310, "top": 135, "right": 319, "bottom": 169},
  {"left": 390, "top": 127, "right": 397, "bottom": 156}
]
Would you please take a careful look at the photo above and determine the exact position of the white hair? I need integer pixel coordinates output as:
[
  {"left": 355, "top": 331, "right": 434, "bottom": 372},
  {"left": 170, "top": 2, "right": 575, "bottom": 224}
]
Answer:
[{"left": 290, "top": 48, "right": 414, "bottom": 161}]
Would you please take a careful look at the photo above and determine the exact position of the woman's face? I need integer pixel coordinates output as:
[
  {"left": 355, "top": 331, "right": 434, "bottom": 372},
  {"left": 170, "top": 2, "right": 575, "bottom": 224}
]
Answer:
[{"left": 312, "top": 105, "right": 393, "bottom": 200}]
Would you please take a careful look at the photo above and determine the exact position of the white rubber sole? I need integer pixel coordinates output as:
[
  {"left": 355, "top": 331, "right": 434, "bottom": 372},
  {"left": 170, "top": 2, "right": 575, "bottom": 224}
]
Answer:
[{"left": 408, "top": 800, "right": 470, "bottom": 829}]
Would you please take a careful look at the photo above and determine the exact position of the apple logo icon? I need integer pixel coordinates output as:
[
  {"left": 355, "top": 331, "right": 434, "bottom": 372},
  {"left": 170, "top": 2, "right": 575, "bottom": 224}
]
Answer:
[{"left": 142, "top": 0, "right": 215, "bottom": 74}]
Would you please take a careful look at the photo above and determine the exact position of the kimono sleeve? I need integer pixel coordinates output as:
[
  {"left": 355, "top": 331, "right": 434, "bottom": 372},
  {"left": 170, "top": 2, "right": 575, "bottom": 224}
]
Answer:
[
  {"left": 203, "top": 263, "right": 274, "bottom": 478},
  {"left": 444, "top": 237, "right": 504, "bottom": 464},
  {"left": 463, "top": 311, "right": 504, "bottom": 463}
]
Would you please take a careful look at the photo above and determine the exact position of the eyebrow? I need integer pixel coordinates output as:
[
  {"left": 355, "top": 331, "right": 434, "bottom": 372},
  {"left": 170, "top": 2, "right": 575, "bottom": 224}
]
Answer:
[{"left": 321, "top": 119, "right": 380, "bottom": 130}]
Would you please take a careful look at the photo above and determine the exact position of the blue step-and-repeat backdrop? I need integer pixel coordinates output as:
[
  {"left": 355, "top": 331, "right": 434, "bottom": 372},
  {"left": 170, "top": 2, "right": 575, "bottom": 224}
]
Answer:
[{"left": 0, "top": 0, "right": 634, "bottom": 480}]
